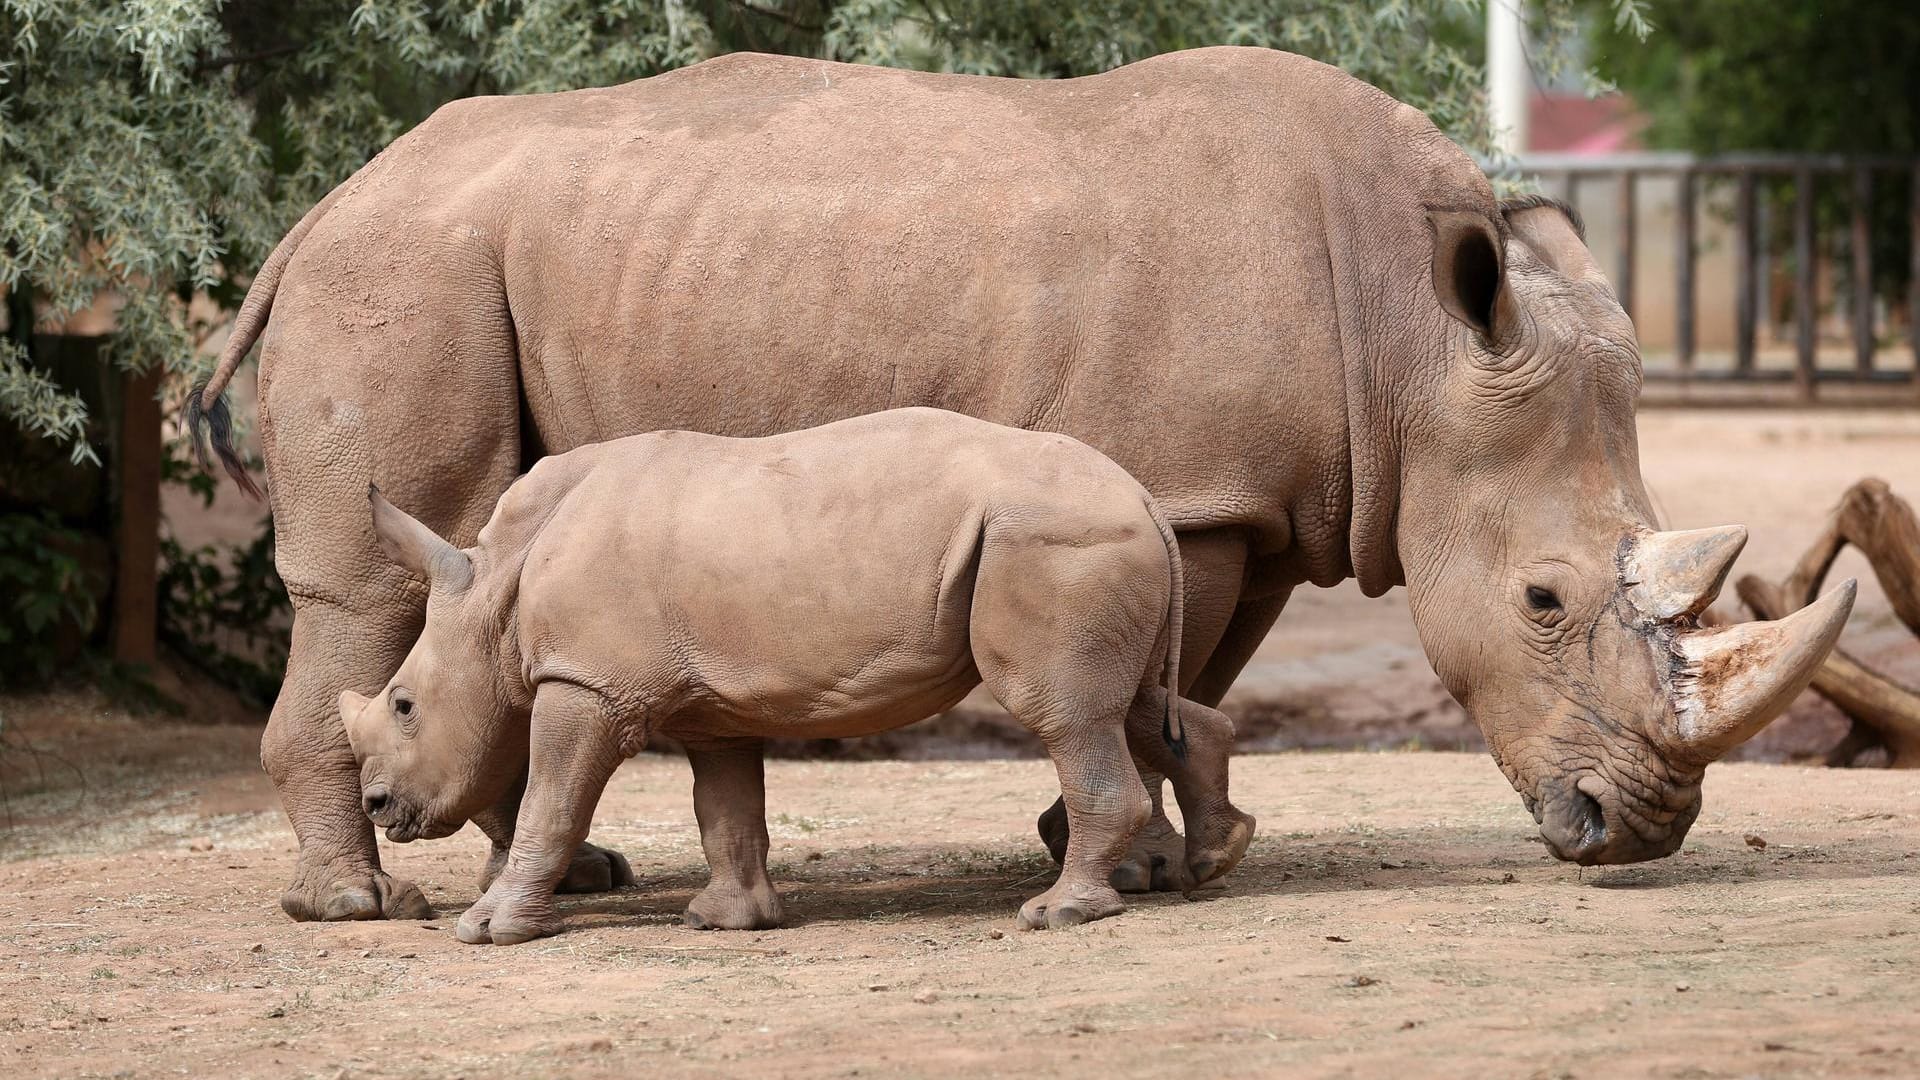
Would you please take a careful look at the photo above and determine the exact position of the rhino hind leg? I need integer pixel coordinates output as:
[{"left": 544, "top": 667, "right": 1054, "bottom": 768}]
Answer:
[
  {"left": 1014, "top": 718, "right": 1148, "bottom": 930},
  {"left": 683, "top": 741, "right": 784, "bottom": 931},
  {"left": 1040, "top": 765, "right": 1205, "bottom": 894},
  {"left": 270, "top": 597, "right": 437, "bottom": 923},
  {"left": 256, "top": 276, "right": 521, "bottom": 923},
  {"left": 1038, "top": 538, "right": 1276, "bottom": 892}
]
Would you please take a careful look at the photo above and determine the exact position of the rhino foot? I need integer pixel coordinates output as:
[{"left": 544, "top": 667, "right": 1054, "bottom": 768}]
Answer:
[
  {"left": 1018, "top": 881, "right": 1126, "bottom": 930},
  {"left": 683, "top": 880, "right": 784, "bottom": 931},
  {"left": 1110, "top": 814, "right": 1197, "bottom": 894},
  {"left": 457, "top": 885, "right": 561, "bottom": 946},
  {"left": 557, "top": 841, "right": 637, "bottom": 894},
  {"left": 1041, "top": 796, "right": 1201, "bottom": 894},
  {"left": 1186, "top": 808, "right": 1257, "bottom": 889},
  {"left": 479, "top": 840, "right": 636, "bottom": 895},
  {"left": 281, "top": 862, "right": 432, "bottom": 923}
]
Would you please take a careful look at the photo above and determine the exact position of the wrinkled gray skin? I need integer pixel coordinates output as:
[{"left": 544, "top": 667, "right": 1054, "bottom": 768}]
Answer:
[
  {"left": 189, "top": 47, "right": 1851, "bottom": 922},
  {"left": 338, "top": 409, "right": 1256, "bottom": 943}
]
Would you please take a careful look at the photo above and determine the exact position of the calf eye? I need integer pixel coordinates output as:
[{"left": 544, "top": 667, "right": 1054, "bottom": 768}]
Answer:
[
  {"left": 392, "top": 692, "right": 415, "bottom": 718},
  {"left": 1525, "top": 586, "right": 1563, "bottom": 613}
]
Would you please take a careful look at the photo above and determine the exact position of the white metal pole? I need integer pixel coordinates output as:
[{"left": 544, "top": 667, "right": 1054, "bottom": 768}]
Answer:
[{"left": 1487, "top": 0, "right": 1529, "bottom": 157}]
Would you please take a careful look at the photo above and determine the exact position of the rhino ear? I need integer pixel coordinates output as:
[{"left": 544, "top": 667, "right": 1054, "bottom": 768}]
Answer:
[
  {"left": 1428, "top": 208, "right": 1514, "bottom": 343},
  {"left": 368, "top": 484, "right": 473, "bottom": 591}
]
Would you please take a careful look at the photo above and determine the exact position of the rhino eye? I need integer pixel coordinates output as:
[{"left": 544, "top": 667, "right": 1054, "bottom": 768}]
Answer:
[
  {"left": 391, "top": 691, "right": 415, "bottom": 719},
  {"left": 1525, "top": 586, "right": 1563, "bottom": 613}
]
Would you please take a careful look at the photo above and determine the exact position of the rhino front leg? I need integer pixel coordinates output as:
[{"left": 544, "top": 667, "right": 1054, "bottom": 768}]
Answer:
[
  {"left": 473, "top": 769, "right": 636, "bottom": 895},
  {"left": 682, "top": 740, "right": 784, "bottom": 931},
  {"left": 459, "top": 683, "right": 626, "bottom": 946}
]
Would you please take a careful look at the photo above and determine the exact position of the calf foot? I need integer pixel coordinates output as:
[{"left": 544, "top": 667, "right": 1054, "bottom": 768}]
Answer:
[
  {"left": 281, "top": 859, "right": 432, "bottom": 922},
  {"left": 1050, "top": 797, "right": 1195, "bottom": 894},
  {"left": 684, "top": 879, "right": 784, "bottom": 931},
  {"left": 1186, "top": 806, "right": 1257, "bottom": 888},
  {"left": 457, "top": 884, "right": 562, "bottom": 946},
  {"left": 1018, "top": 881, "right": 1126, "bottom": 930}
]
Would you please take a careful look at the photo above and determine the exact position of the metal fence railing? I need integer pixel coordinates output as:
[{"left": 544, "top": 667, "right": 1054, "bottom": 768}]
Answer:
[{"left": 1506, "top": 152, "right": 1920, "bottom": 402}]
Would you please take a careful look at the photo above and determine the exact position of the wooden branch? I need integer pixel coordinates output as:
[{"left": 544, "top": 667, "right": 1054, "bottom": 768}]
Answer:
[{"left": 1734, "top": 478, "right": 1920, "bottom": 766}]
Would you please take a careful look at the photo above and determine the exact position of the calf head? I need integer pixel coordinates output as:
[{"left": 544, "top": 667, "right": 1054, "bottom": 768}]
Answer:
[
  {"left": 1396, "top": 199, "right": 1853, "bottom": 865},
  {"left": 338, "top": 487, "right": 525, "bottom": 842}
]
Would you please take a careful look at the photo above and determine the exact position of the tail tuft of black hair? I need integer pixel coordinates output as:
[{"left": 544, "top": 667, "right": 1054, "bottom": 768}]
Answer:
[
  {"left": 185, "top": 377, "right": 263, "bottom": 500},
  {"left": 1162, "top": 699, "right": 1188, "bottom": 762}
]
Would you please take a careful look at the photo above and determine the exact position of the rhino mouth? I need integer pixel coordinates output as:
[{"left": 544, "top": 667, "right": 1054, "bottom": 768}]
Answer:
[
  {"left": 367, "top": 791, "right": 460, "bottom": 844},
  {"left": 1524, "top": 768, "right": 1701, "bottom": 866}
]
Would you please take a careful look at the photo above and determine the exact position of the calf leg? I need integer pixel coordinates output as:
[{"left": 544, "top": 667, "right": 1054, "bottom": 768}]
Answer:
[
  {"left": 682, "top": 740, "right": 784, "bottom": 930},
  {"left": 1125, "top": 690, "right": 1256, "bottom": 889},
  {"left": 1038, "top": 528, "right": 1250, "bottom": 891},
  {"left": 472, "top": 768, "right": 636, "bottom": 896},
  {"left": 458, "top": 683, "right": 626, "bottom": 946},
  {"left": 1019, "top": 718, "right": 1149, "bottom": 929}
]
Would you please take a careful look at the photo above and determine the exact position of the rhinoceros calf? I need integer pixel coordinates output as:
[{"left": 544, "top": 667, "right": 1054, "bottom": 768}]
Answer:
[{"left": 337, "top": 408, "right": 1256, "bottom": 944}]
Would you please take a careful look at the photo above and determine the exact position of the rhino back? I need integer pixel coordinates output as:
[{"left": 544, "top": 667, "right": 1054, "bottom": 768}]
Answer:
[{"left": 292, "top": 47, "right": 1490, "bottom": 570}]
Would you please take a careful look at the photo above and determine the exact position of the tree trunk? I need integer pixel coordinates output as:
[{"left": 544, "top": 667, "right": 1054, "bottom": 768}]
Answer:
[{"left": 111, "top": 365, "right": 161, "bottom": 666}]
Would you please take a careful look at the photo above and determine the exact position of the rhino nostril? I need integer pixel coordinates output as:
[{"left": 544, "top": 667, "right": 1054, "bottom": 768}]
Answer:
[
  {"left": 1570, "top": 787, "right": 1606, "bottom": 849},
  {"left": 362, "top": 786, "right": 392, "bottom": 820}
]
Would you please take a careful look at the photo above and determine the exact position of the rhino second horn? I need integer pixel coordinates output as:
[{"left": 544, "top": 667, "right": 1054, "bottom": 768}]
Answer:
[
  {"left": 1624, "top": 525, "right": 1749, "bottom": 622},
  {"left": 1665, "top": 579, "right": 1857, "bottom": 762}
]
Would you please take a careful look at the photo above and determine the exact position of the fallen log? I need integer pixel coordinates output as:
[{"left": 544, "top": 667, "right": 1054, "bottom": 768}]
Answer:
[{"left": 1734, "top": 478, "right": 1920, "bottom": 768}]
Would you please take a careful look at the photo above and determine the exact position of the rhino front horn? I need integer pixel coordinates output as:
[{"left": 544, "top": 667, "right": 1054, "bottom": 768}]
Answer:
[
  {"left": 1663, "top": 579, "right": 1857, "bottom": 762},
  {"left": 1624, "top": 525, "right": 1748, "bottom": 621}
]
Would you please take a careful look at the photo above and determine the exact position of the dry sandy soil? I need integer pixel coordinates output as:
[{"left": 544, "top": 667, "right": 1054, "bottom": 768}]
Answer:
[{"left": 3, "top": 693, "right": 1919, "bottom": 1080}]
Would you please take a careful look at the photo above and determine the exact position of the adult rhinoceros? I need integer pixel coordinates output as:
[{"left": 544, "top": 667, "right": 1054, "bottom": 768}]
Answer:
[{"left": 190, "top": 47, "right": 1853, "bottom": 923}]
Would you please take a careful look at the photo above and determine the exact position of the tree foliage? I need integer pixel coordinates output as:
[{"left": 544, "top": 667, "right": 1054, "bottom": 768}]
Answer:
[
  {"left": 2, "top": 0, "right": 1644, "bottom": 466},
  {"left": 1589, "top": 0, "right": 1916, "bottom": 157},
  {"left": 1588, "top": 0, "right": 1917, "bottom": 304}
]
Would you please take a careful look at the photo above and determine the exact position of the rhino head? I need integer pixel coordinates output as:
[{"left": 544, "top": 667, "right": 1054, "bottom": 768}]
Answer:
[
  {"left": 1392, "top": 198, "right": 1853, "bottom": 864},
  {"left": 338, "top": 487, "right": 523, "bottom": 842}
]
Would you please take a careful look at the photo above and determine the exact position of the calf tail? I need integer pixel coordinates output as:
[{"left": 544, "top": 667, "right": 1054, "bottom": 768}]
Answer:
[
  {"left": 1145, "top": 494, "right": 1186, "bottom": 760},
  {"left": 185, "top": 184, "right": 347, "bottom": 501}
]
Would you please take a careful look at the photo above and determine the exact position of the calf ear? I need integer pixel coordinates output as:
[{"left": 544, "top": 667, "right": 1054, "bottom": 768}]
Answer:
[
  {"left": 339, "top": 689, "right": 374, "bottom": 756},
  {"left": 338, "top": 690, "right": 370, "bottom": 722},
  {"left": 368, "top": 484, "right": 474, "bottom": 591},
  {"left": 1427, "top": 208, "right": 1514, "bottom": 343}
]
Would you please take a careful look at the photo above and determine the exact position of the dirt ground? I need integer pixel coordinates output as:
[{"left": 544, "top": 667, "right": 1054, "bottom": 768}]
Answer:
[{"left": 3, "top": 692, "right": 1919, "bottom": 1080}]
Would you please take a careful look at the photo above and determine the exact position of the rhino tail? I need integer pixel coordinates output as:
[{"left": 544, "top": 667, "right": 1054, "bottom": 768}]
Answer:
[
  {"left": 185, "top": 182, "right": 349, "bottom": 500},
  {"left": 1145, "top": 493, "right": 1186, "bottom": 760}
]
